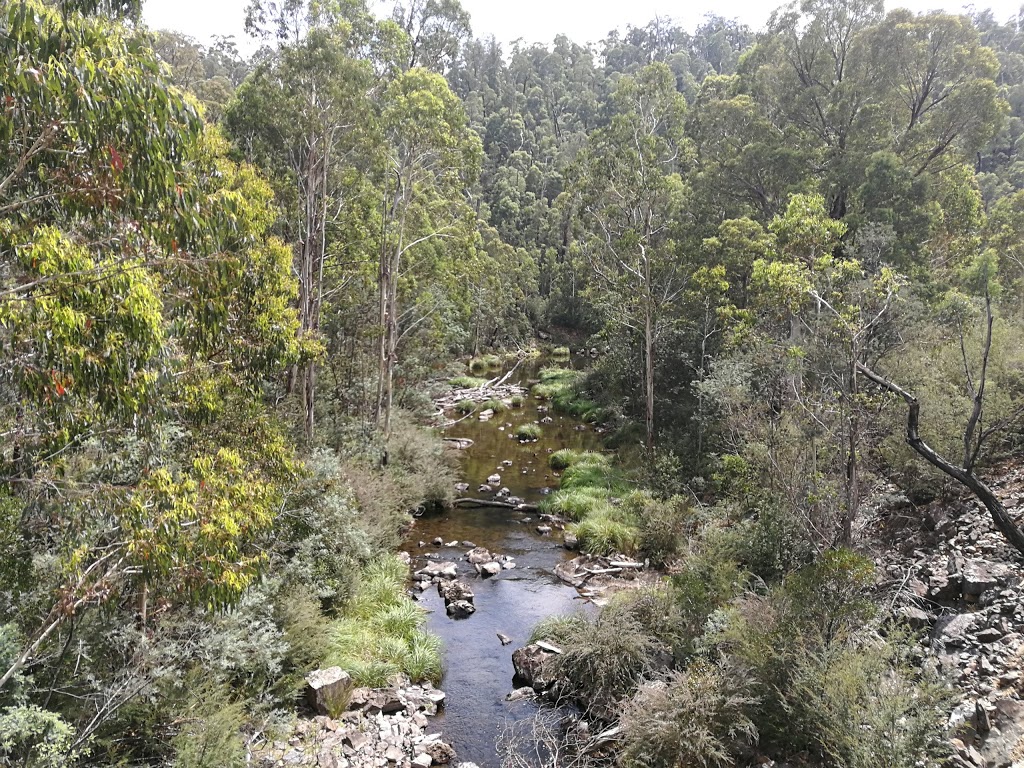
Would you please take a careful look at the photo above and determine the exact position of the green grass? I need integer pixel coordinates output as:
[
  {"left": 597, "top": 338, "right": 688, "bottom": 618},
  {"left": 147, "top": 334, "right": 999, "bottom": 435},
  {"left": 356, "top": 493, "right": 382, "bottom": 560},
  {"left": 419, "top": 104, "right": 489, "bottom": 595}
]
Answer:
[
  {"left": 514, "top": 422, "right": 543, "bottom": 440},
  {"left": 327, "top": 555, "right": 442, "bottom": 686},
  {"left": 456, "top": 399, "right": 476, "bottom": 415},
  {"left": 560, "top": 454, "right": 623, "bottom": 491},
  {"left": 510, "top": 394, "right": 525, "bottom": 408},
  {"left": 529, "top": 613, "right": 588, "bottom": 645},
  {"left": 470, "top": 354, "right": 502, "bottom": 373},
  {"left": 549, "top": 449, "right": 582, "bottom": 470},
  {"left": 531, "top": 367, "right": 603, "bottom": 420},
  {"left": 538, "top": 487, "right": 612, "bottom": 521},
  {"left": 450, "top": 375, "right": 487, "bottom": 388},
  {"left": 572, "top": 512, "right": 640, "bottom": 556},
  {"left": 482, "top": 398, "right": 508, "bottom": 413},
  {"left": 552, "top": 346, "right": 571, "bottom": 358}
]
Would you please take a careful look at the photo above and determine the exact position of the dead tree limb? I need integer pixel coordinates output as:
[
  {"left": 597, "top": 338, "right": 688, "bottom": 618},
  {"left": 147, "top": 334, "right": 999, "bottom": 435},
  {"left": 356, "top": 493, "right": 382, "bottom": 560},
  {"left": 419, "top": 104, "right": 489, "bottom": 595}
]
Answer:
[
  {"left": 857, "top": 360, "right": 1024, "bottom": 556},
  {"left": 453, "top": 497, "right": 539, "bottom": 511}
]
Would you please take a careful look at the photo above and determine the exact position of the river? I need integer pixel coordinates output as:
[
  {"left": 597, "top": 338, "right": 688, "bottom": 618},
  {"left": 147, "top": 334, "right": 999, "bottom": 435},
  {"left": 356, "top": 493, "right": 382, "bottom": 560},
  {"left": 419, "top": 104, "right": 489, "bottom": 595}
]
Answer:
[{"left": 403, "top": 356, "right": 600, "bottom": 767}]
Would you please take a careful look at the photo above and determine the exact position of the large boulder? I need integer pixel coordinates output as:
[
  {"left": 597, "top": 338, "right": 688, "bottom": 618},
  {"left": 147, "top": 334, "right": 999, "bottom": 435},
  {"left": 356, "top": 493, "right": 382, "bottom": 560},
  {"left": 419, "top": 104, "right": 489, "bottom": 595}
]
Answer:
[
  {"left": 466, "top": 547, "right": 492, "bottom": 565},
  {"left": 425, "top": 741, "right": 457, "bottom": 765},
  {"left": 306, "top": 667, "right": 354, "bottom": 717},
  {"left": 512, "top": 643, "right": 561, "bottom": 691},
  {"left": 479, "top": 561, "right": 502, "bottom": 577}
]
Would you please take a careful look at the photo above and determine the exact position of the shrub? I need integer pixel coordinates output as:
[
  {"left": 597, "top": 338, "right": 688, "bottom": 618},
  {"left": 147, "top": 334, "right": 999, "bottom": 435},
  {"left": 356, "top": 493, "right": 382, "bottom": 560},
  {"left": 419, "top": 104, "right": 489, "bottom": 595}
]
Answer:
[
  {"left": 169, "top": 677, "right": 247, "bottom": 768},
  {"left": 456, "top": 399, "right": 476, "bottom": 415},
  {"left": 469, "top": 358, "right": 489, "bottom": 373},
  {"left": 620, "top": 664, "right": 758, "bottom": 768},
  {"left": 572, "top": 512, "right": 639, "bottom": 555},
  {"left": 510, "top": 394, "right": 525, "bottom": 408},
  {"left": 549, "top": 448, "right": 582, "bottom": 470},
  {"left": 625, "top": 492, "right": 691, "bottom": 566},
  {"left": 514, "top": 423, "right": 542, "bottom": 440},
  {"left": 552, "top": 346, "right": 571, "bottom": 357},
  {"left": 548, "top": 607, "right": 664, "bottom": 713}
]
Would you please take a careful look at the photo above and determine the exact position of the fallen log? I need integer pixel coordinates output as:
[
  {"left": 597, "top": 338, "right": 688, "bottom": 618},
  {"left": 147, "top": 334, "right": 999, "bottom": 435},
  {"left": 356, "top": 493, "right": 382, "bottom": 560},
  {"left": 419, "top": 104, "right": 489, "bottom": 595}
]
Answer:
[
  {"left": 442, "top": 437, "right": 474, "bottom": 449},
  {"left": 453, "top": 497, "right": 539, "bottom": 512}
]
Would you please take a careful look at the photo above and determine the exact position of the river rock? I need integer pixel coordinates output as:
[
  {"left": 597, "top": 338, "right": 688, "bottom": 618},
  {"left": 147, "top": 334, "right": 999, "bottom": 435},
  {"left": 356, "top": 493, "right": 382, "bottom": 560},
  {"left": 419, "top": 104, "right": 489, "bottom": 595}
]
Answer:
[
  {"left": 478, "top": 409, "right": 494, "bottom": 421},
  {"left": 487, "top": 474, "right": 501, "bottom": 485},
  {"left": 454, "top": 483, "right": 469, "bottom": 493},
  {"left": 447, "top": 600, "right": 475, "bottom": 618},
  {"left": 413, "top": 755, "right": 432, "bottom": 768},
  {"left": 497, "top": 632, "right": 512, "bottom": 646},
  {"left": 496, "top": 487, "right": 510, "bottom": 497},
  {"left": 466, "top": 547, "right": 492, "bottom": 564},
  {"left": 477, "top": 485, "right": 490, "bottom": 493},
  {"left": 563, "top": 532, "right": 579, "bottom": 550},
  {"left": 461, "top": 541, "right": 476, "bottom": 548},
  {"left": 536, "top": 525, "right": 552, "bottom": 535},
  {"left": 512, "top": 644, "right": 559, "bottom": 691},
  {"left": 479, "top": 561, "right": 502, "bottom": 577},
  {"left": 432, "top": 537, "right": 443, "bottom": 546},
  {"left": 438, "top": 580, "right": 474, "bottom": 604},
  {"left": 416, "top": 561, "right": 458, "bottom": 579},
  {"left": 425, "top": 742, "right": 456, "bottom": 765},
  {"left": 306, "top": 667, "right": 355, "bottom": 717}
]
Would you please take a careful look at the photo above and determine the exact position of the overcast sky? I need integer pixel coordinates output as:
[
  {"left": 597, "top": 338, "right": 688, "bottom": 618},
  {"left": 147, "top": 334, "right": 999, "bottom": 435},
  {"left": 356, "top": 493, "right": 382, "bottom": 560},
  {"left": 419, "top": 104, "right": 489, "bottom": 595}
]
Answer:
[{"left": 142, "top": 0, "right": 1024, "bottom": 54}]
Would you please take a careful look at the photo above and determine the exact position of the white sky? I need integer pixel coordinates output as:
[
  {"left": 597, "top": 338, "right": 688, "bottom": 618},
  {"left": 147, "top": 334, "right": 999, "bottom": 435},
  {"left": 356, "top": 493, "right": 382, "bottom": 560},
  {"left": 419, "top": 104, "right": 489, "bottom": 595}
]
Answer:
[{"left": 142, "top": 0, "right": 1024, "bottom": 55}]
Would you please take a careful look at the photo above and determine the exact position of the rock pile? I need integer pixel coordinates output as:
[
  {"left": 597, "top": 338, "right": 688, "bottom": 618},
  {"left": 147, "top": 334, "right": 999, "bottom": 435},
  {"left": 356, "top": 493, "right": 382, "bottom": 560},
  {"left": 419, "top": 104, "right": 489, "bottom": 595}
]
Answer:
[
  {"left": 864, "top": 467, "right": 1024, "bottom": 767},
  {"left": 250, "top": 677, "right": 456, "bottom": 768},
  {"left": 409, "top": 545, "right": 516, "bottom": 607}
]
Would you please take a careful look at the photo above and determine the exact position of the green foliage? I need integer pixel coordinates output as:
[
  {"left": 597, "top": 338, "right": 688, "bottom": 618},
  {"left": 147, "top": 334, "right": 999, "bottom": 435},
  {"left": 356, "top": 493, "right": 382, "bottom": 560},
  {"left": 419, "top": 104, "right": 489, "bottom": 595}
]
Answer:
[
  {"left": 482, "top": 398, "right": 508, "bottom": 413},
  {"left": 548, "top": 448, "right": 582, "bottom": 470},
  {"left": 510, "top": 394, "right": 525, "bottom": 408},
  {"left": 539, "top": 487, "right": 610, "bottom": 521},
  {"left": 0, "top": 705, "right": 81, "bottom": 767},
  {"left": 456, "top": 399, "right": 477, "bottom": 414},
  {"left": 450, "top": 375, "right": 488, "bottom": 388},
  {"left": 552, "top": 346, "right": 571, "bottom": 358},
  {"left": 528, "top": 613, "right": 589, "bottom": 645},
  {"left": 169, "top": 678, "right": 246, "bottom": 768},
  {"left": 514, "top": 423, "right": 542, "bottom": 440},
  {"left": 546, "top": 606, "right": 665, "bottom": 713},
  {"left": 626, "top": 492, "right": 691, "bottom": 567},
  {"left": 572, "top": 512, "right": 639, "bottom": 556},
  {"left": 327, "top": 555, "right": 441, "bottom": 686}
]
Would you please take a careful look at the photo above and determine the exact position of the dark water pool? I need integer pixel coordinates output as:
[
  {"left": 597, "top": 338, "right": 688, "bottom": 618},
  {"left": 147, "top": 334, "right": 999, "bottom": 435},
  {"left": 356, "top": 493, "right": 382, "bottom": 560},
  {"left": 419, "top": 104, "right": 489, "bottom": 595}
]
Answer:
[{"left": 402, "top": 357, "right": 600, "bottom": 767}]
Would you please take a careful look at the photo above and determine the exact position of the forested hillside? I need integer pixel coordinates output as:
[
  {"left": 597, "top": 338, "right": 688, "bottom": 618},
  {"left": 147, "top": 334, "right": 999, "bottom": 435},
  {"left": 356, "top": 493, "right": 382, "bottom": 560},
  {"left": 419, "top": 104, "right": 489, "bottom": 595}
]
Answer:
[{"left": 4, "top": 0, "right": 1024, "bottom": 765}]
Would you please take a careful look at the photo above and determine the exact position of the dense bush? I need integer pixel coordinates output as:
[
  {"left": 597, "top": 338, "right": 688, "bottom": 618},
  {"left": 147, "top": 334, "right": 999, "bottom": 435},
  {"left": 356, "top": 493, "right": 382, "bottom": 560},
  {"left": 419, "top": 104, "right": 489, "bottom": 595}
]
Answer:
[{"left": 620, "top": 664, "right": 757, "bottom": 768}]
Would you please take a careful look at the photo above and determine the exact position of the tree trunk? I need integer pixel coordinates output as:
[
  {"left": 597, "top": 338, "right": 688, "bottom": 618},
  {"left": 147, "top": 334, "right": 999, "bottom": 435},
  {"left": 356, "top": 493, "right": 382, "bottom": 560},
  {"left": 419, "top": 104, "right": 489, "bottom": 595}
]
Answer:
[{"left": 644, "top": 301, "right": 655, "bottom": 450}]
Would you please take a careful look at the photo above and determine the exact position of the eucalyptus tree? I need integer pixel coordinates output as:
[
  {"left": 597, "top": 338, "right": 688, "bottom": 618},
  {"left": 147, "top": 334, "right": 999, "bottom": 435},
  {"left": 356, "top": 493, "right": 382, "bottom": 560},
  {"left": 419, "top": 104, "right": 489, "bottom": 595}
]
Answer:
[
  {"left": 0, "top": 1, "right": 300, "bottom": 753},
  {"left": 374, "top": 67, "right": 482, "bottom": 440},
  {"left": 568, "top": 63, "right": 689, "bottom": 449}
]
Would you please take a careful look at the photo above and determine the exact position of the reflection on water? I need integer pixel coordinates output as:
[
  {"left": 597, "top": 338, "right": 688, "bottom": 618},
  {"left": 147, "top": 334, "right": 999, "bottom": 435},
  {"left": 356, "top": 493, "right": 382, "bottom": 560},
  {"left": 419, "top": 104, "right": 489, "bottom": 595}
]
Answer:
[{"left": 403, "top": 356, "right": 600, "bottom": 767}]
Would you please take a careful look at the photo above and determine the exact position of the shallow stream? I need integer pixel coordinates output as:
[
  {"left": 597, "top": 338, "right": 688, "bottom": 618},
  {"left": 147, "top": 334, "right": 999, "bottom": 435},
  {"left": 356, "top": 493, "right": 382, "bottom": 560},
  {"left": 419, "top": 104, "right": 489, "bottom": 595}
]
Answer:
[{"left": 403, "top": 357, "right": 600, "bottom": 767}]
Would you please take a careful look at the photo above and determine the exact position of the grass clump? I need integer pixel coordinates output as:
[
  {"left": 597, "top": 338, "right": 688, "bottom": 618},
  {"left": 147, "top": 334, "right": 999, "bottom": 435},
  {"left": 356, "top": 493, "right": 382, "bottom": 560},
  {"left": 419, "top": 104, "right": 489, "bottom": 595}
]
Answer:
[
  {"left": 538, "top": 487, "right": 611, "bottom": 521},
  {"left": 510, "top": 394, "right": 525, "bottom": 408},
  {"left": 552, "top": 346, "right": 571, "bottom": 358},
  {"left": 450, "top": 375, "right": 487, "bottom": 388},
  {"left": 455, "top": 399, "right": 476, "bottom": 415},
  {"left": 560, "top": 454, "right": 621, "bottom": 491},
  {"left": 327, "top": 555, "right": 442, "bottom": 687},
  {"left": 514, "top": 422, "right": 543, "bottom": 440},
  {"left": 572, "top": 512, "right": 640, "bottom": 556},
  {"left": 549, "top": 448, "right": 582, "bottom": 470},
  {"left": 470, "top": 354, "right": 502, "bottom": 373},
  {"left": 529, "top": 613, "right": 588, "bottom": 645},
  {"left": 482, "top": 398, "right": 507, "bottom": 413}
]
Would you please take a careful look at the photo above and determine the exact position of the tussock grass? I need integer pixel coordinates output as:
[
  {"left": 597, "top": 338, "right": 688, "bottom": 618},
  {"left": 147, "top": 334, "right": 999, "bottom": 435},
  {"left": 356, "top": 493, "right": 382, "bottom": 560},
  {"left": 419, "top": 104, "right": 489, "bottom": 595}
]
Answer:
[
  {"left": 549, "top": 448, "right": 582, "bottom": 470},
  {"left": 327, "top": 555, "right": 442, "bottom": 686},
  {"left": 572, "top": 512, "right": 640, "bottom": 556},
  {"left": 515, "top": 423, "right": 543, "bottom": 440},
  {"left": 529, "top": 613, "right": 588, "bottom": 645},
  {"left": 510, "top": 394, "right": 525, "bottom": 408},
  {"left": 552, "top": 346, "right": 571, "bottom": 358},
  {"left": 455, "top": 399, "right": 476, "bottom": 415},
  {"left": 482, "top": 398, "right": 508, "bottom": 413},
  {"left": 539, "top": 487, "right": 611, "bottom": 521},
  {"left": 450, "top": 375, "right": 487, "bottom": 388}
]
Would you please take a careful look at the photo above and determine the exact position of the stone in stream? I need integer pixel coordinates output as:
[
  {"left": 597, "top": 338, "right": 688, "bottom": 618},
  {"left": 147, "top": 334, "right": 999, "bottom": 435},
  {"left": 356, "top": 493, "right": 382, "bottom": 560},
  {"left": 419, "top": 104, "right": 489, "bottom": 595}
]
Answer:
[
  {"left": 496, "top": 487, "right": 510, "bottom": 497},
  {"left": 466, "top": 547, "right": 492, "bottom": 564},
  {"left": 536, "top": 525, "right": 552, "bottom": 535},
  {"left": 416, "top": 561, "right": 458, "bottom": 579},
  {"left": 502, "top": 460, "right": 513, "bottom": 466},
  {"left": 460, "top": 541, "right": 476, "bottom": 548},
  {"left": 438, "top": 580, "right": 474, "bottom": 604},
  {"left": 497, "top": 632, "right": 513, "bottom": 646},
  {"left": 487, "top": 474, "right": 501, "bottom": 485},
  {"left": 477, "top": 485, "right": 490, "bottom": 493},
  {"left": 454, "top": 482, "right": 469, "bottom": 493},
  {"left": 413, "top": 755, "right": 433, "bottom": 768},
  {"left": 563, "top": 532, "right": 579, "bottom": 550},
  {"left": 446, "top": 600, "right": 476, "bottom": 618},
  {"left": 478, "top": 561, "right": 502, "bottom": 577},
  {"left": 478, "top": 409, "right": 494, "bottom": 421}
]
